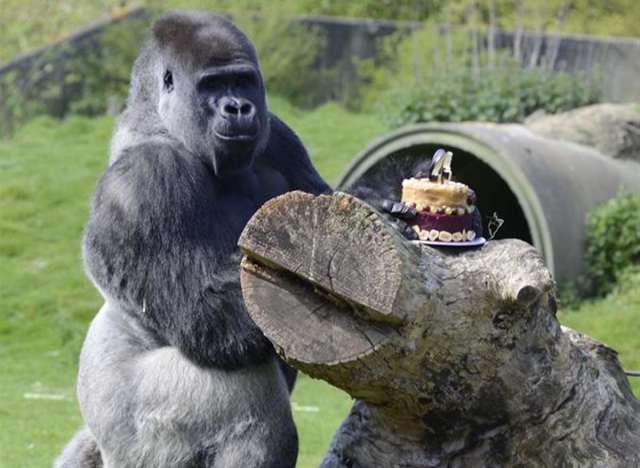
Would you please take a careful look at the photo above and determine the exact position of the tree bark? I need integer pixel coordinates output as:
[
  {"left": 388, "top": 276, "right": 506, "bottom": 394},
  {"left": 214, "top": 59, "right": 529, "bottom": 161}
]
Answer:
[
  {"left": 239, "top": 191, "right": 640, "bottom": 468},
  {"left": 488, "top": 0, "right": 496, "bottom": 69}
]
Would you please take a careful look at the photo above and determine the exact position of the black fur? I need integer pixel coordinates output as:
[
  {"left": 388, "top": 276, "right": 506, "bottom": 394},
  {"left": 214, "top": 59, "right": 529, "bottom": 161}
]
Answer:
[
  {"left": 57, "top": 10, "right": 329, "bottom": 468},
  {"left": 84, "top": 12, "right": 330, "bottom": 369}
]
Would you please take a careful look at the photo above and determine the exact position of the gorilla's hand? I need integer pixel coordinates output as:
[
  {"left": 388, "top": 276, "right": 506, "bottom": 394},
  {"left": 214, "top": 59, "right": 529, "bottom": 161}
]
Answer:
[
  {"left": 197, "top": 263, "right": 275, "bottom": 369},
  {"left": 379, "top": 200, "right": 418, "bottom": 240},
  {"left": 348, "top": 186, "right": 418, "bottom": 240},
  {"left": 380, "top": 199, "right": 417, "bottom": 220}
]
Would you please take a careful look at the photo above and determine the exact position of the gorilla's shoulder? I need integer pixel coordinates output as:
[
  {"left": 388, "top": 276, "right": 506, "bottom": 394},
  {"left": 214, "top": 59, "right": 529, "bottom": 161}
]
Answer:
[
  {"left": 267, "top": 113, "right": 303, "bottom": 149},
  {"left": 99, "top": 142, "right": 211, "bottom": 211},
  {"left": 264, "top": 113, "right": 332, "bottom": 195},
  {"left": 110, "top": 142, "right": 204, "bottom": 179}
]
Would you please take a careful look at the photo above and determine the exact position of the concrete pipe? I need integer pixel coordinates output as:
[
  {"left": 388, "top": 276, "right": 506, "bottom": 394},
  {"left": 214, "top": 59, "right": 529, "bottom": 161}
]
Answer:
[{"left": 336, "top": 123, "right": 640, "bottom": 282}]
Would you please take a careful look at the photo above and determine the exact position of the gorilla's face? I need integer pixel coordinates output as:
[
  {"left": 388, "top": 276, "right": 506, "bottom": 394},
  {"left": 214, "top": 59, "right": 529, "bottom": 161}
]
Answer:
[{"left": 154, "top": 13, "right": 269, "bottom": 177}]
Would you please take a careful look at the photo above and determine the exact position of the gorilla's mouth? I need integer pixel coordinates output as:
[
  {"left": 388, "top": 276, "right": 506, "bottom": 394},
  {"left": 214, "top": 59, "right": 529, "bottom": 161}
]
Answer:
[{"left": 213, "top": 130, "right": 258, "bottom": 142}]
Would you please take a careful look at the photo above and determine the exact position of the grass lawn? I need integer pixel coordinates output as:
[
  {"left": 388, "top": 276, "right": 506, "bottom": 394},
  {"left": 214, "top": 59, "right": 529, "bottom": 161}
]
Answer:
[
  {"left": 1, "top": 98, "right": 638, "bottom": 468},
  {"left": 0, "top": 98, "right": 381, "bottom": 468},
  {"left": 559, "top": 272, "right": 640, "bottom": 397}
]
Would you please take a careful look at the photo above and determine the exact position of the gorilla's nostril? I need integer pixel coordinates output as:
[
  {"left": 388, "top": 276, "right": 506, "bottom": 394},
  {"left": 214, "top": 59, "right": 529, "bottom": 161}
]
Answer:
[
  {"left": 240, "top": 103, "right": 253, "bottom": 115},
  {"left": 223, "top": 103, "right": 239, "bottom": 116}
]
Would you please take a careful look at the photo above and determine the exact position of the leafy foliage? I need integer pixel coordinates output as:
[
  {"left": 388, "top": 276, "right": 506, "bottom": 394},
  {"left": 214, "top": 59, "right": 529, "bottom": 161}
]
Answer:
[
  {"left": 229, "top": 12, "right": 337, "bottom": 108},
  {"left": 0, "top": 3, "right": 338, "bottom": 135},
  {"left": 584, "top": 192, "right": 640, "bottom": 297},
  {"left": 3, "top": 0, "right": 640, "bottom": 66},
  {"left": 0, "top": 0, "right": 132, "bottom": 64},
  {"left": 0, "top": 13, "right": 150, "bottom": 137},
  {"left": 64, "top": 17, "right": 148, "bottom": 115},
  {"left": 295, "top": 0, "right": 443, "bottom": 21},
  {"left": 378, "top": 61, "right": 602, "bottom": 127},
  {"left": 351, "top": 14, "right": 603, "bottom": 125}
]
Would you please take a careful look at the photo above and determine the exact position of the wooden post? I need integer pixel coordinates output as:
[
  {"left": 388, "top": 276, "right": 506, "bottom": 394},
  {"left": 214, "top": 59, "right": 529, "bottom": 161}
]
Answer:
[{"left": 239, "top": 191, "right": 640, "bottom": 467}]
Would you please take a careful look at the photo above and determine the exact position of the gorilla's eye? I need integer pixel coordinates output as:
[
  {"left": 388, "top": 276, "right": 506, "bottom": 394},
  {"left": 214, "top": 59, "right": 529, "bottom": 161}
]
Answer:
[{"left": 163, "top": 70, "right": 174, "bottom": 92}]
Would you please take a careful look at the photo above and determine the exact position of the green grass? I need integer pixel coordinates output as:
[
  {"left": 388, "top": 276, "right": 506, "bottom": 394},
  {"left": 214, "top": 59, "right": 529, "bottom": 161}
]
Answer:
[
  {"left": 1, "top": 100, "right": 639, "bottom": 468},
  {"left": 0, "top": 99, "right": 380, "bottom": 468},
  {"left": 266, "top": 96, "right": 386, "bottom": 183},
  {"left": 559, "top": 271, "right": 640, "bottom": 397}
]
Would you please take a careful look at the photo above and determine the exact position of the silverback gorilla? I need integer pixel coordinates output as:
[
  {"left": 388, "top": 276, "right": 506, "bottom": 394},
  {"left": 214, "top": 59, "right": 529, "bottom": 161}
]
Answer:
[{"left": 55, "top": 11, "right": 330, "bottom": 468}]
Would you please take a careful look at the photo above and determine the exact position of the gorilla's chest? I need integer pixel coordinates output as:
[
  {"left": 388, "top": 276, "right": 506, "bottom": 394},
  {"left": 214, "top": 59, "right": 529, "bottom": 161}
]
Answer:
[{"left": 211, "top": 165, "right": 289, "bottom": 245}]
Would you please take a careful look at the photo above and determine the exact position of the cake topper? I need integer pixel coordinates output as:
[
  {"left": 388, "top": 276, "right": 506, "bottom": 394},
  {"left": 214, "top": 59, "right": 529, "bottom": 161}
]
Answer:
[
  {"left": 428, "top": 148, "right": 453, "bottom": 183},
  {"left": 487, "top": 212, "right": 505, "bottom": 240}
]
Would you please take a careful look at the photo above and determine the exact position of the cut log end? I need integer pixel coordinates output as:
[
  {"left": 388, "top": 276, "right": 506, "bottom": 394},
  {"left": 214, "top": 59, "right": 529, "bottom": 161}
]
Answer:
[
  {"left": 239, "top": 191, "right": 416, "bottom": 323},
  {"left": 241, "top": 256, "right": 393, "bottom": 367}
]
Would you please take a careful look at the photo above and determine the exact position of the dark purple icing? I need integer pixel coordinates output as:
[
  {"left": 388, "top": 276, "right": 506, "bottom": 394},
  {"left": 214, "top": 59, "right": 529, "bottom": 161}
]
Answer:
[
  {"left": 472, "top": 209, "right": 483, "bottom": 237},
  {"left": 411, "top": 209, "right": 483, "bottom": 237}
]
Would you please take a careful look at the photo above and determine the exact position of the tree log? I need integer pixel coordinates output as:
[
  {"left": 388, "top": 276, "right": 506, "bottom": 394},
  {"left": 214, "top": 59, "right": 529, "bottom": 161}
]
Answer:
[{"left": 239, "top": 191, "right": 640, "bottom": 468}]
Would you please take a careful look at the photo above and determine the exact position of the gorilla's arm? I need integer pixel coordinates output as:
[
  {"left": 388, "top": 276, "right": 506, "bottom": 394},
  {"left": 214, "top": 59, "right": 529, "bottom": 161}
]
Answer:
[
  {"left": 264, "top": 114, "right": 333, "bottom": 195},
  {"left": 263, "top": 115, "right": 417, "bottom": 238},
  {"left": 83, "top": 143, "right": 274, "bottom": 369}
]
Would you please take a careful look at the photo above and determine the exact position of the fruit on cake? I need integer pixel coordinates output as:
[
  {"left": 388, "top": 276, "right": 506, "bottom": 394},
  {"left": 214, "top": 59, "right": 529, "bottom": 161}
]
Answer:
[{"left": 402, "top": 149, "right": 483, "bottom": 243}]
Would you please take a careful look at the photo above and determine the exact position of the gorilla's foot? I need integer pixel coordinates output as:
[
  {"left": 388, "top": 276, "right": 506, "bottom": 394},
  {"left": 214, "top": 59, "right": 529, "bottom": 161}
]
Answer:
[{"left": 54, "top": 427, "right": 102, "bottom": 468}]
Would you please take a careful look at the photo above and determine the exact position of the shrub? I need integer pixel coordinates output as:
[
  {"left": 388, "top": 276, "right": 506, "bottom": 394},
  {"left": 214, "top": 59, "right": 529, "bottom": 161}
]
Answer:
[
  {"left": 230, "top": 12, "right": 337, "bottom": 108},
  {"left": 0, "top": 13, "right": 150, "bottom": 137},
  {"left": 377, "top": 62, "right": 602, "bottom": 128},
  {"left": 352, "top": 18, "right": 603, "bottom": 123},
  {"left": 64, "top": 16, "right": 150, "bottom": 115},
  {"left": 584, "top": 192, "right": 640, "bottom": 297},
  {"left": 0, "top": 6, "right": 337, "bottom": 136}
]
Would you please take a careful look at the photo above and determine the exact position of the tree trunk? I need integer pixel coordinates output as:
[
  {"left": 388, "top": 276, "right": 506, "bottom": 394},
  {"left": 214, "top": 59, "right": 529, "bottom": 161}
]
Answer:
[
  {"left": 239, "top": 191, "right": 640, "bottom": 468},
  {"left": 488, "top": 0, "right": 496, "bottom": 69}
]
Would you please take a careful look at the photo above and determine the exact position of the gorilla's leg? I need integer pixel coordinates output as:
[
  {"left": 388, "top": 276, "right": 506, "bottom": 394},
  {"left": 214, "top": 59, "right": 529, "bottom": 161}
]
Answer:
[
  {"left": 74, "top": 303, "right": 297, "bottom": 468},
  {"left": 211, "top": 427, "right": 299, "bottom": 468},
  {"left": 278, "top": 360, "right": 298, "bottom": 393},
  {"left": 54, "top": 427, "right": 102, "bottom": 468}
]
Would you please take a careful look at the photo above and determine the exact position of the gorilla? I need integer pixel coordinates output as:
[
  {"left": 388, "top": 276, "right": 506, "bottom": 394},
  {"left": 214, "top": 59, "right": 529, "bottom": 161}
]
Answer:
[{"left": 55, "top": 10, "right": 330, "bottom": 468}]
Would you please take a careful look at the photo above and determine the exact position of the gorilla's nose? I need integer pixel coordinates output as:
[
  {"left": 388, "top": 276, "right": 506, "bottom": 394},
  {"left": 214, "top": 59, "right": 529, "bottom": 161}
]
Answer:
[{"left": 219, "top": 97, "right": 255, "bottom": 120}]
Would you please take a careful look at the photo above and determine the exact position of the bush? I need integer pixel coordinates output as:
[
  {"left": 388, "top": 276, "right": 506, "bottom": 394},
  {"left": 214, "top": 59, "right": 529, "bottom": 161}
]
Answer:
[
  {"left": 584, "top": 192, "right": 640, "bottom": 297},
  {"left": 0, "top": 6, "right": 338, "bottom": 136},
  {"left": 64, "top": 16, "right": 150, "bottom": 115},
  {"left": 351, "top": 18, "right": 603, "bottom": 123},
  {"left": 230, "top": 13, "right": 337, "bottom": 108},
  {"left": 377, "top": 62, "right": 602, "bottom": 128},
  {"left": 0, "top": 13, "right": 150, "bottom": 137}
]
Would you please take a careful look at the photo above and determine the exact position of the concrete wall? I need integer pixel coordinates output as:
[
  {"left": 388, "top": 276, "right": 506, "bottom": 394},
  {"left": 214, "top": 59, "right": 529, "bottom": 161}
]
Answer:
[
  {"left": 301, "top": 16, "right": 640, "bottom": 103},
  {"left": 492, "top": 30, "right": 640, "bottom": 102},
  {"left": 1, "top": 10, "right": 638, "bottom": 135}
]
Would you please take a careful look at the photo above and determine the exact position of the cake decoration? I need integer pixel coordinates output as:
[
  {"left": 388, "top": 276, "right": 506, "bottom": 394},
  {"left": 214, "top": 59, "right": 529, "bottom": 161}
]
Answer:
[
  {"left": 402, "top": 149, "right": 484, "bottom": 245},
  {"left": 487, "top": 212, "right": 505, "bottom": 240}
]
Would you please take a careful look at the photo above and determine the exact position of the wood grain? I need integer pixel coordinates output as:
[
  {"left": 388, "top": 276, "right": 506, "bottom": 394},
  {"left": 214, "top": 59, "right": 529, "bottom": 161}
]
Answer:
[{"left": 239, "top": 191, "right": 640, "bottom": 467}]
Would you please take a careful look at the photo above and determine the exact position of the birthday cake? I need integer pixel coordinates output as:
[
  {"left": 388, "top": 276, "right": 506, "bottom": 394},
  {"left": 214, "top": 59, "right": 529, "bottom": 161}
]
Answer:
[{"left": 402, "top": 149, "right": 483, "bottom": 243}]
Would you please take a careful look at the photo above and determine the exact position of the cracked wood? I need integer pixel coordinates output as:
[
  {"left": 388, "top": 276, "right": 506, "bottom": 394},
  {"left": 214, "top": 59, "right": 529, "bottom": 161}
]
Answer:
[{"left": 239, "top": 191, "right": 640, "bottom": 468}]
